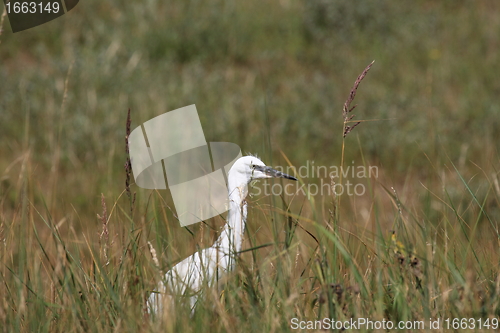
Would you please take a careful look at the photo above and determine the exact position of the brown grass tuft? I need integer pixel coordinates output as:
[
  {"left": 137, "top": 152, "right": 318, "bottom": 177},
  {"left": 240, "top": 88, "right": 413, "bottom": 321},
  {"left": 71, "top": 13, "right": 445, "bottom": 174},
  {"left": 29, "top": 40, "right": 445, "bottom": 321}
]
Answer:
[{"left": 342, "top": 60, "right": 374, "bottom": 137}]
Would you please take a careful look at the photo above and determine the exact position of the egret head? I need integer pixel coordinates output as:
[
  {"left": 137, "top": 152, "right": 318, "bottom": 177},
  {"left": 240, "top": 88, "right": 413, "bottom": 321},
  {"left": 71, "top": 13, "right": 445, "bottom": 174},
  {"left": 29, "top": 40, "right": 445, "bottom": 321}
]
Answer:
[{"left": 228, "top": 156, "right": 297, "bottom": 184}]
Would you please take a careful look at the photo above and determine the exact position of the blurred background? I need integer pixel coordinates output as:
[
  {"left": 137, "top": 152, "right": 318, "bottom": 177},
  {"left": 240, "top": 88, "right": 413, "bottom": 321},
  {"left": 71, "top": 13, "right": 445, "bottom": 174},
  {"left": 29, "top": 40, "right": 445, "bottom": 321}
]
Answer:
[
  {"left": 2, "top": 0, "right": 499, "bottom": 222},
  {"left": 1, "top": 0, "right": 500, "bottom": 330}
]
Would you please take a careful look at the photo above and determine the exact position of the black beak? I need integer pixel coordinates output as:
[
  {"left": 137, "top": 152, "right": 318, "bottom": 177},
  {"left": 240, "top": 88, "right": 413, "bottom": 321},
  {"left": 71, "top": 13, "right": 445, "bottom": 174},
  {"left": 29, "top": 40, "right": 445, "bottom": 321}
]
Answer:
[{"left": 254, "top": 165, "right": 297, "bottom": 181}]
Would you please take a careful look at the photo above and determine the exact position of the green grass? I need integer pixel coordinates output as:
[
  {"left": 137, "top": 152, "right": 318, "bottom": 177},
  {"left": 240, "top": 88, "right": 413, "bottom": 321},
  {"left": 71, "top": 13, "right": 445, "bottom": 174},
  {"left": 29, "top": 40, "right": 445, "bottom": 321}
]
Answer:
[{"left": 2, "top": 0, "right": 500, "bottom": 331}]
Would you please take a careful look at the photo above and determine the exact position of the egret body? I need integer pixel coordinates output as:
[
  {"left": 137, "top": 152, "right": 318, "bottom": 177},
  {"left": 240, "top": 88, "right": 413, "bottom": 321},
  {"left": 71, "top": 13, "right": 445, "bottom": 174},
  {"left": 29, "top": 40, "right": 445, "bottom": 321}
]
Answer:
[{"left": 148, "top": 155, "right": 296, "bottom": 314}]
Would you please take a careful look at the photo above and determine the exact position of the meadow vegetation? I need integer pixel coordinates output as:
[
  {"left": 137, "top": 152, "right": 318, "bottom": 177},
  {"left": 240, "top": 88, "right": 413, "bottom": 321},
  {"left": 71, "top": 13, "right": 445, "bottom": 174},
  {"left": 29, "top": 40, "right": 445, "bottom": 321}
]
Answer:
[{"left": 1, "top": 0, "right": 500, "bottom": 331}]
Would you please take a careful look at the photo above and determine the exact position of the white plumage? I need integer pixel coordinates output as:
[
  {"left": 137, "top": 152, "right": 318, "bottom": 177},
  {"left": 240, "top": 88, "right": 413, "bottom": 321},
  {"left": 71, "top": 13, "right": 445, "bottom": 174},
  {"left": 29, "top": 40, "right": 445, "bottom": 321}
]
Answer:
[{"left": 148, "top": 155, "right": 296, "bottom": 314}]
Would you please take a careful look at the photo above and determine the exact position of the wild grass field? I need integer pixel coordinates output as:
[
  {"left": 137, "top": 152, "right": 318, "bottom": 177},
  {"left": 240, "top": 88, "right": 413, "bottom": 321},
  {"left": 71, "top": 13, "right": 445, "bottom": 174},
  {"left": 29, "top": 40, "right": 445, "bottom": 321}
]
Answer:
[{"left": 1, "top": 0, "right": 500, "bottom": 332}]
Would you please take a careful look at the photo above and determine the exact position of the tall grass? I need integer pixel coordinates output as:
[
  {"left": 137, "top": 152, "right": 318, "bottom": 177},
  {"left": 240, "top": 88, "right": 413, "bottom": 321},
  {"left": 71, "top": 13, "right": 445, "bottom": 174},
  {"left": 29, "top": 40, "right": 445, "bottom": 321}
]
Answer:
[{"left": 2, "top": 0, "right": 500, "bottom": 332}]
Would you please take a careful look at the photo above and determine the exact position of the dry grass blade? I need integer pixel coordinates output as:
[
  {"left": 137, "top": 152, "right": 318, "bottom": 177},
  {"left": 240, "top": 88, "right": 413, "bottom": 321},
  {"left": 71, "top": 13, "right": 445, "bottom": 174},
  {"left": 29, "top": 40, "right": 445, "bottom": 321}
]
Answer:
[
  {"left": 124, "top": 108, "right": 136, "bottom": 215},
  {"left": 147, "top": 241, "right": 161, "bottom": 270},
  {"left": 343, "top": 60, "right": 374, "bottom": 137},
  {"left": 98, "top": 193, "right": 110, "bottom": 266}
]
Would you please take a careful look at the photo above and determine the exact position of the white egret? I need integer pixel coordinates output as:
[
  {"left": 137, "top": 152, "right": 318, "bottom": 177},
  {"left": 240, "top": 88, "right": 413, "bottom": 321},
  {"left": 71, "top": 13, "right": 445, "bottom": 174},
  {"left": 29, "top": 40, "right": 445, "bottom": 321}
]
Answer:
[{"left": 147, "top": 155, "right": 297, "bottom": 315}]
